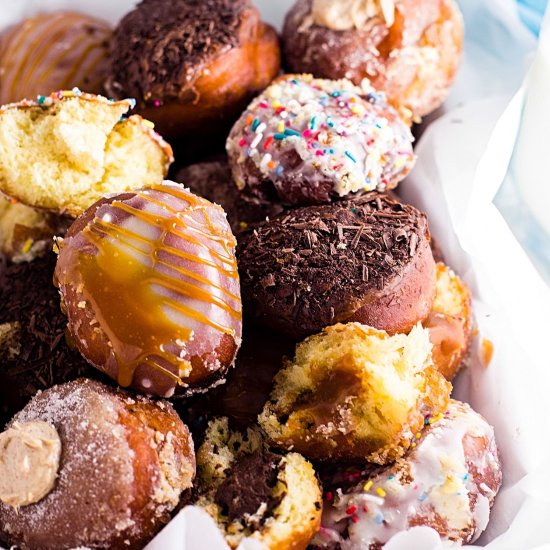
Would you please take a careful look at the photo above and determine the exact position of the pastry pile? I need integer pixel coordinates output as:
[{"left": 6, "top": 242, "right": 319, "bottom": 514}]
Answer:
[{"left": 0, "top": 1, "right": 501, "bottom": 549}]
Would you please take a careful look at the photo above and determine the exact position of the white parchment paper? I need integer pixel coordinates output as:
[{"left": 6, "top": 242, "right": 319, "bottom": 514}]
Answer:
[{"left": 1, "top": 1, "right": 549, "bottom": 549}]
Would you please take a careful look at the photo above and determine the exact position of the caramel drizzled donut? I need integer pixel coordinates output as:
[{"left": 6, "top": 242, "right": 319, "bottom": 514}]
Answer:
[
  {"left": 0, "top": 379, "right": 196, "bottom": 549},
  {"left": 238, "top": 193, "right": 436, "bottom": 340},
  {"left": 227, "top": 75, "right": 415, "bottom": 206},
  {"left": 55, "top": 183, "right": 242, "bottom": 398},
  {"left": 282, "top": 0, "right": 464, "bottom": 120},
  {"left": 313, "top": 400, "right": 502, "bottom": 548},
  {"left": 0, "top": 12, "right": 111, "bottom": 105},
  {"left": 105, "top": 0, "right": 281, "bottom": 141}
]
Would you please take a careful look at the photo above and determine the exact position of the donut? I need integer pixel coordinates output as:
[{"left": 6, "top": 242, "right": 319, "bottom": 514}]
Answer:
[
  {"left": 54, "top": 183, "right": 243, "bottom": 398},
  {"left": 105, "top": 0, "right": 281, "bottom": 141},
  {"left": 0, "top": 12, "right": 111, "bottom": 105},
  {"left": 0, "top": 196, "right": 70, "bottom": 263},
  {"left": 0, "top": 378, "right": 196, "bottom": 549},
  {"left": 176, "top": 158, "right": 285, "bottom": 235},
  {"left": 425, "top": 263, "right": 472, "bottom": 380},
  {"left": 195, "top": 417, "right": 322, "bottom": 549},
  {"left": 282, "top": 0, "right": 464, "bottom": 120},
  {"left": 259, "top": 323, "right": 451, "bottom": 464},
  {"left": 237, "top": 193, "right": 436, "bottom": 341},
  {"left": 226, "top": 75, "right": 415, "bottom": 205},
  {"left": 312, "top": 400, "right": 502, "bottom": 548},
  {"left": 0, "top": 90, "right": 173, "bottom": 217},
  {"left": 0, "top": 252, "right": 99, "bottom": 428}
]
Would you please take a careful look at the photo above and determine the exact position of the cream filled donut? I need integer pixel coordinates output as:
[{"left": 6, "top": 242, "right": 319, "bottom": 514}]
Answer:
[
  {"left": 54, "top": 183, "right": 242, "bottom": 398},
  {"left": 312, "top": 400, "right": 502, "bottom": 548},
  {"left": 226, "top": 74, "right": 415, "bottom": 205}
]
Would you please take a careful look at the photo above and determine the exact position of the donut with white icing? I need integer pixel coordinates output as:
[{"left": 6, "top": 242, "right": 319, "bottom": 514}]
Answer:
[
  {"left": 312, "top": 400, "right": 502, "bottom": 549},
  {"left": 226, "top": 74, "right": 415, "bottom": 206}
]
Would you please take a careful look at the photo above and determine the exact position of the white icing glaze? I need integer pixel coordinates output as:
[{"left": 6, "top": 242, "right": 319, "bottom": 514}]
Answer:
[
  {"left": 313, "top": 400, "right": 502, "bottom": 548},
  {"left": 226, "top": 75, "right": 415, "bottom": 201}
]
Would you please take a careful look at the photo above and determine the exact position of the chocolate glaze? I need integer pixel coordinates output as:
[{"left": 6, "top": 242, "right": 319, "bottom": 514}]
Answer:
[
  {"left": 106, "top": 0, "right": 250, "bottom": 104},
  {"left": 0, "top": 253, "right": 100, "bottom": 427},
  {"left": 238, "top": 193, "right": 435, "bottom": 339},
  {"left": 214, "top": 450, "right": 283, "bottom": 524}
]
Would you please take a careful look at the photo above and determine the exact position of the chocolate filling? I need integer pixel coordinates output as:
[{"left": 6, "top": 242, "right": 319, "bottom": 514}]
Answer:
[
  {"left": 0, "top": 252, "right": 100, "bottom": 426},
  {"left": 107, "top": 0, "right": 250, "bottom": 102},
  {"left": 215, "top": 451, "right": 284, "bottom": 524}
]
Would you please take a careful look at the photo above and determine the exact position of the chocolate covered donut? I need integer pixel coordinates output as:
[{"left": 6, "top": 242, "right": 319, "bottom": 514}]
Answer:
[
  {"left": 282, "top": 0, "right": 464, "bottom": 120},
  {"left": 238, "top": 193, "right": 436, "bottom": 340},
  {"left": 313, "top": 400, "right": 502, "bottom": 548},
  {"left": 0, "top": 379, "right": 196, "bottom": 549},
  {"left": 227, "top": 75, "right": 415, "bottom": 205},
  {"left": 55, "top": 183, "right": 242, "bottom": 398},
  {"left": 105, "top": 0, "right": 281, "bottom": 141}
]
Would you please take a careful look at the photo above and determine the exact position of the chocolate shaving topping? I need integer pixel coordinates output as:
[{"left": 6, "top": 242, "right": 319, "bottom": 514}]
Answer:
[
  {"left": 107, "top": 0, "right": 252, "bottom": 102},
  {"left": 237, "top": 193, "right": 430, "bottom": 339},
  {"left": 0, "top": 253, "right": 100, "bottom": 427},
  {"left": 214, "top": 450, "right": 284, "bottom": 524}
]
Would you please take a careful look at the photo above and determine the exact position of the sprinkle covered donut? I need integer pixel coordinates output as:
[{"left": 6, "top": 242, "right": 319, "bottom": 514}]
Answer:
[
  {"left": 226, "top": 74, "right": 415, "bottom": 205},
  {"left": 312, "top": 400, "right": 502, "bottom": 549},
  {"left": 54, "top": 183, "right": 242, "bottom": 398}
]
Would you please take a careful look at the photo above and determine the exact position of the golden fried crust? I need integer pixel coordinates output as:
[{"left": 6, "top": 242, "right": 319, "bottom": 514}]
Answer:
[
  {"left": 283, "top": 0, "right": 463, "bottom": 120},
  {"left": 259, "top": 324, "right": 451, "bottom": 464},
  {"left": 424, "top": 263, "right": 472, "bottom": 380},
  {"left": 133, "top": 12, "right": 281, "bottom": 140}
]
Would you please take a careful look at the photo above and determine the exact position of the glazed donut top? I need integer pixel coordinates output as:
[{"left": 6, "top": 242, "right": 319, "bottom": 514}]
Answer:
[
  {"left": 0, "top": 12, "right": 111, "bottom": 106},
  {"left": 226, "top": 74, "right": 415, "bottom": 200},
  {"left": 316, "top": 400, "right": 501, "bottom": 547},
  {"left": 106, "top": 0, "right": 253, "bottom": 104},
  {"left": 55, "top": 183, "right": 242, "bottom": 389}
]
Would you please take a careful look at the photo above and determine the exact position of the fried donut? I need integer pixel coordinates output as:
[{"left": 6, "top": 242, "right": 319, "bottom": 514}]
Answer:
[
  {"left": 105, "top": 0, "right": 281, "bottom": 141},
  {"left": 282, "top": 0, "right": 464, "bottom": 120},
  {"left": 196, "top": 417, "right": 322, "bottom": 549},
  {"left": 259, "top": 323, "right": 451, "bottom": 464},
  {"left": 227, "top": 75, "right": 415, "bottom": 205},
  {"left": 0, "top": 90, "right": 173, "bottom": 217},
  {"left": 0, "top": 12, "right": 111, "bottom": 105},
  {"left": 0, "top": 378, "right": 195, "bottom": 549},
  {"left": 237, "top": 193, "right": 436, "bottom": 341},
  {"left": 0, "top": 252, "right": 99, "bottom": 428},
  {"left": 176, "top": 159, "right": 286, "bottom": 235},
  {"left": 425, "top": 263, "right": 472, "bottom": 380},
  {"left": 313, "top": 400, "right": 502, "bottom": 548},
  {"left": 54, "top": 183, "right": 242, "bottom": 398}
]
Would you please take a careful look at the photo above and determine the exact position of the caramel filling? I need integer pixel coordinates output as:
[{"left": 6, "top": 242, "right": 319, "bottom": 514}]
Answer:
[{"left": 76, "top": 184, "right": 240, "bottom": 387}]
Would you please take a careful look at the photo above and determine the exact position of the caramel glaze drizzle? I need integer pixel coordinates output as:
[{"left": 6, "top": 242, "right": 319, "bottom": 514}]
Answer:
[
  {"left": 77, "top": 184, "right": 241, "bottom": 388},
  {"left": 1, "top": 13, "right": 110, "bottom": 102}
]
